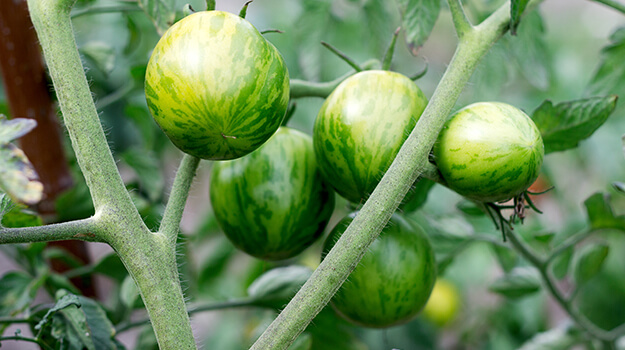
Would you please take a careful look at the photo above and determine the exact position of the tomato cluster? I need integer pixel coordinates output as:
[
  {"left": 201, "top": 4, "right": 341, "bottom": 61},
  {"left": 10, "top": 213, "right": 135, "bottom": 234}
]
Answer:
[{"left": 145, "top": 9, "right": 543, "bottom": 330}]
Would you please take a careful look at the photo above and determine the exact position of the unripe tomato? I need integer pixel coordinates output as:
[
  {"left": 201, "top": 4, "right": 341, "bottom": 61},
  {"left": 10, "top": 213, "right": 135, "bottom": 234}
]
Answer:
[
  {"left": 210, "top": 127, "right": 335, "bottom": 260},
  {"left": 313, "top": 70, "right": 428, "bottom": 203},
  {"left": 145, "top": 11, "right": 290, "bottom": 160},
  {"left": 433, "top": 102, "right": 544, "bottom": 202},
  {"left": 322, "top": 213, "right": 436, "bottom": 328},
  {"left": 423, "top": 279, "right": 460, "bottom": 327}
]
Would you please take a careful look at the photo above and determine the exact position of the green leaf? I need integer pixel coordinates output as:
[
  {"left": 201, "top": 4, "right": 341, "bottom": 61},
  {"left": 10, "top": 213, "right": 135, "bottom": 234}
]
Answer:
[
  {"left": 573, "top": 243, "right": 609, "bottom": 286},
  {"left": 50, "top": 290, "right": 119, "bottom": 350},
  {"left": 584, "top": 192, "right": 625, "bottom": 231},
  {"left": 518, "top": 325, "right": 581, "bottom": 350},
  {"left": 80, "top": 41, "right": 116, "bottom": 75},
  {"left": 0, "top": 271, "right": 34, "bottom": 316},
  {"left": 123, "top": 15, "right": 141, "bottom": 56},
  {"left": 510, "top": 0, "right": 531, "bottom": 35},
  {"left": 0, "top": 116, "right": 36, "bottom": 144},
  {"left": 551, "top": 246, "right": 573, "bottom": 280},
  {"left": 306, "top": 307, "right": 367, "bottom": 350},
  {"left": 34, "top": 294, "right": 81, "bottom": 333},
  {"left": 289, "top": 332, "right": 312, "bottom": 350},
  {"left": 137, "top": 0, "right": 175, "bottom": 35},
  {"left": 489, "top": 267, "right": 541, "bottom": 299},
  {"left": 504, "top": 11, "right": 550, "bottom": 90},
  {"left": 295, "top": 0, "right": 331, "bottom": 81},
  {"left": 197, "top": 237, "right": 236, "bottom": 293},
  {"left": 397, "top": 0, "right": 441, "bottom": 54},
  {"left": 247, "top": 265, "right": 313, "bottom": 308},
  {"left": 93, "top": 253, "right": 127, "bottom": 283},
  {"left": 587, "top": 27, "right": 625, "bottom": 97},
  {"left": 1, "top": 200, "right": 42, "bottom": 228},
  {"left": 456, "top": 200, "right": 486, "bottom": 216},
  {"left": 531, "top": 96, "right": 618, "bottom": 154},
  {"left": 120, "top": 275, "right": 140, "bottom": 309},
  {"left": 121, "top": 148, "right": 164, "bottom": 202},
  {"left": 401, "top": 178, "right": 436, "bottom": 212},
  {"left": 492, "top": 244, "right": 518, "bottom": 273}
]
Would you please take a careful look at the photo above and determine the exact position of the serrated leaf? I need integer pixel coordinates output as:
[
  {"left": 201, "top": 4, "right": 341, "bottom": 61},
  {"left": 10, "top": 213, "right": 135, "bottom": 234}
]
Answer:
[
  {"left": 397, "top": 0, "right": 441, "bottom": 54},
  {"left": 0, "top": 143, "right": 43, "bottom": 205},
  {"left": 0, "top": 115, "right": 36, "bottom": 144},
  {"left": 137, "top": 0, "right": 175, "bottom": 35},
  {"left": 80, "top": 41, "right": 116, "bottom": 75},
  {"left": 587, "top": 27, "right": 625, "bottom": 98},
  {"left": 489, "top": 267, "right": 541, "bottom": 299},
  {"left": 504, "top": 11, "right": 550, "bottom": 90},
  {"left": 573, "top": 243, "right": 609, "bottom": 286},
  {"left": 121, "top": 148, "right": 164, "bottom": 202},
  {"left": 551, "top": 246, "right": 573, "bottom": 280},
  {"left": 510, "top": 0, "right": 531, "bottom": 35},
  {"left": 0, "top": 197, "right": 42, "bottom": 228},
  {"left": 247, "top": 265, "right": 312, "bottom": 308},
  {"left": 531, "top": 96, "right": 617, "bottom": 154},
  {"left": 584, "top": 192, "right": 625, "bottom": 231}
]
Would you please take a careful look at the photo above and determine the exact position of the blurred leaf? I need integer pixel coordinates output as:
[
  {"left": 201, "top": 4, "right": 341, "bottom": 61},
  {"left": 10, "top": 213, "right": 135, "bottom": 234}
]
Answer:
[
  {"left": 0, "top": 271, "right": 35, "bottom": 316},
  {"left": 0, "top": 116, "right": 36, "bottom": 143},
  {"left": 121, "top": 148, "right": 164, "bottom": 202},
  {"left": 93, "top": 253, "right": 127, "bottom": 283},
  {"left": 584, "top": 192, "right": 625, "bottom": 231},
  {"left": 307, "top": 307, "right": 367, "bottom": 350},
  {"left": 295, "top": 0, "right": 332, "bottom": 81},
  {"left": 492, "top": 245, "right": 518, "bottom": 273},
  {"left": 551, "top": 246, "right": 573, "bottom": 280},
  {"left": 613, "top": 181, "right": 625, "bottom": 194},
  {"left": 573, "top": 243, "right": 609, "bottom": 286},
  {"left": 1, "top": 201, "right": 42, "bottom": 228},
  {"left": 124, "top": 105, "right": 157, "bottom": 150},
  {"left": 124, "top": 15, "right": 141, "bottom": 56},
  {"left": 289, "top": 332, "right": 312, "bottom": 350},
  {"left": 401, "top": 178, "right": 436, "bottom": 212},
  {"left": 510, "top": 0, "right": 530, "bottom": 35},
  {"left": 50, "top": 290, "right": 119, "bottom": 350},
  {"left": 197, "top": 237, "right": 236, "bottom": 293},
  {"left": 47, "top": 273, "right": 81, "bottom": 295},
  {"left": 135, "top": 325, "right": 158, "bottom": 350},
  {"left": 80, "top": 41, "right": 116, "bottom": 75},
  {"left": 120, "top": 275, "right": 139, "bottom": 309},
  {"left": 397, "top": 0, "right": 441, "bottom": 54},
  {"left": 468, "top": 42, "right": 510, "bottom": 99},
  {"left": 247, "top": 265, "right": 312, "bottom": 308},
  {"left": 587, "top": 27, "right": 625, "bottom": 97},
  {"left": 34, "top": 293, "right": 81, "bottom": 332},
  {"left": 362, "top": 0, "right": 395, "bottom": 54},
  {"left": 504, "top": 11, "right": 550, "bottom": 90},
  {"left": 489, "top": 267, "right": 541, "bottom": 299},
  {"left": 531, "top": 96, "right": 617, "bottom": 154},
  {"left": 137, "top": 0, "right": 175, "bottom": 35},
  {"left": 518, "top": 325, "right": 581, "bottom": 350},
  {"left": 55, "top": 179, "right": 95, "bottom": 222},
  {"left": 456, "top": 200, "right": 486, "bottom": 216}
]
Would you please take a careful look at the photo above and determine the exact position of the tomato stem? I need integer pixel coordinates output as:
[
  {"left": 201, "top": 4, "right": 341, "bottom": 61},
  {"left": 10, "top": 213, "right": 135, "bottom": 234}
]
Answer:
[
  {"left": 321, "top": 41, "right": 363, "bottom": 72},
  {"left": 239, "top": 0, "right": 253, "bottom": 19},
  {"left": 382, "top": 27, "right": 401, "bottom": 71},
  {"left": 206, "top": 0, "right": 216, "bottom": 11}
]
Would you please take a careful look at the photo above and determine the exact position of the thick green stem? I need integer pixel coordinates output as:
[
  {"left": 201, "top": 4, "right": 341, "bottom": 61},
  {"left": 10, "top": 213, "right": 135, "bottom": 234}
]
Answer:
[
  {"left": 26, "top": 1, "right": 197, "bottom": 349},
  {"left": 0, "top": 218, "right": 102, "bottom": 244},
  {"left": 251, "top": 2, "right": 520, "bottom": 349},
  {"left": 159, "top": 154, "right": 201, "bottom": 242}
]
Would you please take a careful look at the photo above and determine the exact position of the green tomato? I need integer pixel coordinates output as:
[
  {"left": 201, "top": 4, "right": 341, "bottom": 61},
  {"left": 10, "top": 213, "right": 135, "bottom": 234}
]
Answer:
[
  {"left": 322, "top": 213, "right": 436, "bottom": 328},
  {"left": 210, "top": 127, "right": 335, "bottom": 260},
  {"left": 313, "top": 70, "right": 428, "bottom": 203},
  {"left": 433, "top": 102, "right": 544, "bottom": 203},
  {"left": 145, "top": 11, "right": 289, "bottom": 160}
]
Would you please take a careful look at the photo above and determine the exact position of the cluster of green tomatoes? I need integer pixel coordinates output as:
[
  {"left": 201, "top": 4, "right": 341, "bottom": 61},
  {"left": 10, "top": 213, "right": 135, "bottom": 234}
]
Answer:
[{"left": 144, "top": 11, "right": 544, "bottom": 329}]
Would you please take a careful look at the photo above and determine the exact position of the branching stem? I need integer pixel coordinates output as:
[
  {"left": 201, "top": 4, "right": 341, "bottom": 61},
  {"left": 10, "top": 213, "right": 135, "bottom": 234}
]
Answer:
[
  {"left": 0, "top": 218, "right": 101, "bottom": 244},
  {"left": 447, "top": 0, "right": 473, "bottom": 38},
  {"left": 289, "top": 59, "right": 380, "bottom": 98}
]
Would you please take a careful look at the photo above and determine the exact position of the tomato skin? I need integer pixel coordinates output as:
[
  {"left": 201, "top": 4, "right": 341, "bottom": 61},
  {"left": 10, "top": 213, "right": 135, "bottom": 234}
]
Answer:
[
  {"left": 433, "top": 102, "right": 544, "bottom": 203},
  {"left": 210, "top": 127, "right": 335, "bottom": 260},
  {"left": 313, "top": 70, "right": 428, "bottom": 203},
  {"left": 145, "top": 11, "right": 289, "bottom": 160},
  {"left": 322, "top": 213, "right": 436, "bottom": 328}
]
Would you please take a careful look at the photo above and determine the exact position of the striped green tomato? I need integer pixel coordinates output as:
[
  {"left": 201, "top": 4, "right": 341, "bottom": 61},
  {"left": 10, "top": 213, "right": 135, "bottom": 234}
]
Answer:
[
  {"left": 433, "top": 102, "right": 544, "bottom": 203},
  {"left": 210, "top": 127, "right": 335, "bottom": 260},
  {"left": 313, "top": 70, "right": 428, "bottom": 203},
  {"left": 145, "top": 11, "right": 289, "bottom": 160},
  {"left": 322, "top": 213, "right": 436, "bottom": 328}
]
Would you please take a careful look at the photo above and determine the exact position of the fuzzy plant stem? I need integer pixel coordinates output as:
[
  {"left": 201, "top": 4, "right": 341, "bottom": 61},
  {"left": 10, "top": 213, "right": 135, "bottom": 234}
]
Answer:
[
  {"left": 251, "top": 1, "right": 541, "bottom": 348},
  {"left": 25, "top": 0, "right": 196, "bottom": 349}
]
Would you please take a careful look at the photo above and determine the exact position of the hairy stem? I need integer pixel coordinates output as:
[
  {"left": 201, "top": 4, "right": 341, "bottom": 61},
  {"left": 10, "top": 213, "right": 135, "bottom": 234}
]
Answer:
[
  {"left": 447, "top": 0, "right": 473, "bottom": 37},
  {"left": 251, "top": 1, "right": 526, "bottom": 349},
  {"left": 159, "top": 154, "right": 201, "bottom": 242},
  {"left": 0, "top": 218, "right": 102, "bottom": 244}
]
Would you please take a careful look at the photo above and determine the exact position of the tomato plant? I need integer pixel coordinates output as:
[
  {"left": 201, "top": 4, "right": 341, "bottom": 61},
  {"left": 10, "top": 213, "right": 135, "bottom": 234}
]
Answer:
[
  {"left": 433, "top": 102, "right": 544, "bottom": 203},
  {"left": 313, "top": 70, "right": 428, "bottom": 203},
  {"left": 322, "top": 213, "right": 436, "bottom": 328},
  {"left": 144, "top": 10, "right": 289, "bottom": 160},
  {"left": 210, "top": 127, "right": 335, "bottom": 260}
]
